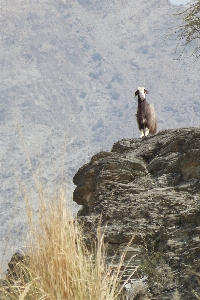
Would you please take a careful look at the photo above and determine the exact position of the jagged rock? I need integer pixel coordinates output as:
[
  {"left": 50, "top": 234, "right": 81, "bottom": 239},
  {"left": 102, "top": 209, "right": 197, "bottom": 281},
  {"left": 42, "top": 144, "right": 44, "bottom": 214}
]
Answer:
[
  {"left": 73, "top": 128, "right": 200, "bottom": 300},
  {"left": 0, "top": 252, "right": 30, "bottom": 299},
  {"left": 5, "top": 252, "right": 30, "bottom": 283}
]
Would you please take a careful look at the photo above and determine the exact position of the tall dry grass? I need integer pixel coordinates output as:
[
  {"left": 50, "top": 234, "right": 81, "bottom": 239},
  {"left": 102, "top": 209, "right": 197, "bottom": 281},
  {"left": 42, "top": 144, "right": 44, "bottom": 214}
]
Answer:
[
  {"left": 0, "top": 185, "right": 126, "bottom": 300},
  {"left": 0, "top": 125, "right": 131, "bottom": 299}
]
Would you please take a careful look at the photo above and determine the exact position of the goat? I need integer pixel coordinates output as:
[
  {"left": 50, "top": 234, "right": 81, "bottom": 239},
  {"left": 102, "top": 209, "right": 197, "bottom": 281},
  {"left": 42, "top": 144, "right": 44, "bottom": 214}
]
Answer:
[{"left": 135, "top": 87, "right": 157, "bottom": 138}]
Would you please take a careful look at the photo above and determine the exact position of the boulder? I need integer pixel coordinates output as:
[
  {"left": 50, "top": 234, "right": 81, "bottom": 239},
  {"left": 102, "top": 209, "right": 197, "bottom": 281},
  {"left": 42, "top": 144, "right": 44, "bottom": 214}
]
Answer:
[{"left": 73, "top": 128, "right": 200, "bottom": 299}]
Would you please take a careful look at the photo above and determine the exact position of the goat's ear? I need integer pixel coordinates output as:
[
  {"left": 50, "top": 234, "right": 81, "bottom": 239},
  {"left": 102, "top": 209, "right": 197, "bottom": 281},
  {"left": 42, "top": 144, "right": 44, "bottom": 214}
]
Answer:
[
  {"left": 134, "top": 90, "right": 138, "bottom": 97},
  {"left": 144, "top": 89, "right": 149, "bottom": 94}
]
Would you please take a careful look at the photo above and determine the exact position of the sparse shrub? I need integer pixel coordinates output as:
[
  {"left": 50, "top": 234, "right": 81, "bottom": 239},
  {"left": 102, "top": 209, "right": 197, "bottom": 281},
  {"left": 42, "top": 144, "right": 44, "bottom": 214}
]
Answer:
[
  {"left": 89, "top": 69, "right": 104, "bottom": 79},
  {"left": 106, "top": 83, "right": 112, "bottom": 89},
  {"left": 111, "top": 92, "right": 120, "bottom": 100},
  {"left": 79, "top": 91, "right": 87, "bottom": 98},
  {"left": 92, "top": 52, "right": 103, "bottom": 62},
  {"left": 125, "top": 281, "right": 149, "bottom": 300},
  {"left": 111, "top": 73, "right": 124, "bottom": 84},
  {"left": 139, "top": 252, "right": 175, "bottom": 295}
]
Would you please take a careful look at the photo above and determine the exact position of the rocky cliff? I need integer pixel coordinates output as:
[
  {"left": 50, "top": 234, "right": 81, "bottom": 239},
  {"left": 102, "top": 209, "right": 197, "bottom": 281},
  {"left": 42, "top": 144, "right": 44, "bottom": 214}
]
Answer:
[{"left": 73, "top": 128, "right": 200, "bottom": 300}]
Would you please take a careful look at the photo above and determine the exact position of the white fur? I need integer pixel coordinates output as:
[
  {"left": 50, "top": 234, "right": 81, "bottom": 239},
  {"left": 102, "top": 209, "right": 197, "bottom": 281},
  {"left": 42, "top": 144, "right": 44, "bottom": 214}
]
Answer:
[
  {"left": 140, "top": 130, "right": 144, "bottom": 138},
  {"left": 138, "top": 86, "right": 146, "bottom": 101},
  {"left": 145, "top": 128, "right": 149, "bottom": 136},
  {"left": 140, "top": 128, "right": 149, "bottom": 138}
]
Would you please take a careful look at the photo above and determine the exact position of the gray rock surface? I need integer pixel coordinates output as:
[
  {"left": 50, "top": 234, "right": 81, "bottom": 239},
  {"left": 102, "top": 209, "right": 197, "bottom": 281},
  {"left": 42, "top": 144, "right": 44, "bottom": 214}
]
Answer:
[{"left": 73, "top": 128, "right": 200, "bottom": 299}]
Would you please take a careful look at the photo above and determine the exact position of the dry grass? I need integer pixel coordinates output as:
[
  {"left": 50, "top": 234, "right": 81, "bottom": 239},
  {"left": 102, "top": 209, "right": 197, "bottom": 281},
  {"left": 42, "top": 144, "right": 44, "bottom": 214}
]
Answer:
[
  {"left": 0, "top": 125, "right": 135, "bottom": 299},
  {"left": 0, "top": 185, "right": 126, "bottom": 300}
]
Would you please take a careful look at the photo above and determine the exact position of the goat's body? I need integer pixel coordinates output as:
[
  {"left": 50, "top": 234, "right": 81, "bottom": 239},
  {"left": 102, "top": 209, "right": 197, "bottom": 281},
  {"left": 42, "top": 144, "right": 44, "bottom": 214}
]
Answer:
[{"left": 135, "top": 87, "right": 157, "bottom": 138}]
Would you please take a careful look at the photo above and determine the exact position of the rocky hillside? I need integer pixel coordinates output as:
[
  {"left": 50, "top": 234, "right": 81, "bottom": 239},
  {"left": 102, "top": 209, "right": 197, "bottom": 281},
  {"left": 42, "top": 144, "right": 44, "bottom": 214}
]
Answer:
[
  {"left": 1, "top": 0, "right": 200, "bottom": 271},
  {"left": 73, "top": 128, "right": 200, "bottom": 300}
]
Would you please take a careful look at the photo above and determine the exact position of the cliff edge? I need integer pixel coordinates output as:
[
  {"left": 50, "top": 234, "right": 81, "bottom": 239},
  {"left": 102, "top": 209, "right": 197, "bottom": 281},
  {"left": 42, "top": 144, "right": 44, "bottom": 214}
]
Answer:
[{"left": 73, "top": 128, "right": 200, "bottom": 299}]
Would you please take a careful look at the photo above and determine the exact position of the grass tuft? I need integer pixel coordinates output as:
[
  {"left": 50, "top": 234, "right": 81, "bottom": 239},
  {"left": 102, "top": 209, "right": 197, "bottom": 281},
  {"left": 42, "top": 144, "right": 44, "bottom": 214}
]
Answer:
[{"left": 0, "top": 186, "right": 125, "bottom": 300}]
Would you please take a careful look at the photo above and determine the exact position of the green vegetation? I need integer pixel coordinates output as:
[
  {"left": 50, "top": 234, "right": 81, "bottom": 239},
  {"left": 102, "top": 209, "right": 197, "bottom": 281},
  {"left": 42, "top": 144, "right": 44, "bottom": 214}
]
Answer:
[
  {"left": 176, "top": 0, "right": 200, "bottom": 58},
  {"left": 139, "top": 252, "right": 175, "bottom": 294}
]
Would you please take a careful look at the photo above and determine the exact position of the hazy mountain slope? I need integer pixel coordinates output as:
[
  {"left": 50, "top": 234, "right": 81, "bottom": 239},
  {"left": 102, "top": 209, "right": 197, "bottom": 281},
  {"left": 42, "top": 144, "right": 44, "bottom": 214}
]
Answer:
[{"left": 0, "top": 0, "right": 200, "bottom": 270}]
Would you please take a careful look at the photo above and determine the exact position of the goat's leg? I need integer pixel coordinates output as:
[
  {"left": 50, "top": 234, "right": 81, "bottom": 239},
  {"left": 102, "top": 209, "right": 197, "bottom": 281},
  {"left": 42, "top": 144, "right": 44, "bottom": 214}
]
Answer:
[
  {"left": 144, "top": 128, "right": 149, "bottom": 136},
  {"left": 140, "top": 129, "right": 145, "bottom": 138}
]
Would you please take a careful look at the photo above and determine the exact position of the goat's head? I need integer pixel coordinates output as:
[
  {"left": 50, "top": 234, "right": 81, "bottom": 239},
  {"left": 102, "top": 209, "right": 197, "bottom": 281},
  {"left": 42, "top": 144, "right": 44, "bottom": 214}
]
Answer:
[{"left": 135, "top": 87, "right": 149, "bottom": 101}]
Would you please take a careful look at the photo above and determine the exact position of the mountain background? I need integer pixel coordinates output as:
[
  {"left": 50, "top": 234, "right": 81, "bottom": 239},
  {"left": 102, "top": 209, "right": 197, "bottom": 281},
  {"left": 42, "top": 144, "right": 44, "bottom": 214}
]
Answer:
[{"left": 1, "top": 0, "right": 200, "bottom": 271}]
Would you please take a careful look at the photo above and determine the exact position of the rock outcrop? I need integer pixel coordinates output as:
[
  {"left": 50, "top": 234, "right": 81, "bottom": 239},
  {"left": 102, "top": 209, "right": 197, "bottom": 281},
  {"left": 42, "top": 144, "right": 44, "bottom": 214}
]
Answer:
[{"left": 73, "top": 128, "right": 200, "bottom": 300}]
